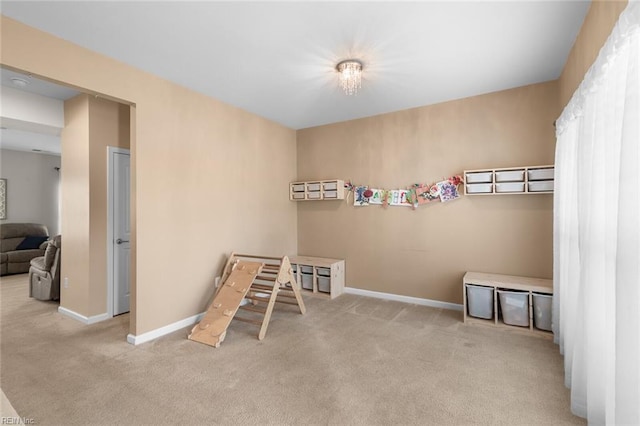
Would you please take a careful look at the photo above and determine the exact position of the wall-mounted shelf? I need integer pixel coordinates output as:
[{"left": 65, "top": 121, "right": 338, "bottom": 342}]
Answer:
[
  {"left": 290, "top": 179, "right": 345, "bottom": 201},
  {"left": 464, "top": 165, "right": 554, "bottom": 195},
  {"left": 289, "top": 255, "right": 344, "bottom": 299}
]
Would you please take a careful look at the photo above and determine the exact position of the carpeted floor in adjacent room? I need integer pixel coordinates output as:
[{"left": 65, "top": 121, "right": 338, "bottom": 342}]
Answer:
[{"left": 0, "top": 273, "right": 584, "bottom": 425}]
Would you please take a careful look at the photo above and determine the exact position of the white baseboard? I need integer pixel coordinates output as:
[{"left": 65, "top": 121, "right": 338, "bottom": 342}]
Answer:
[
  {"left": 344, "top": 287, "right": 463, "bottom": 311},
  {"left": 84, "top": 288, "right": 460, "bottom": 346},
  {"left": 127, "top": 312, "right": 205, "bottom": 345},
  {"left": 58, "top": 307, "right": 110, "bottom": 324}
]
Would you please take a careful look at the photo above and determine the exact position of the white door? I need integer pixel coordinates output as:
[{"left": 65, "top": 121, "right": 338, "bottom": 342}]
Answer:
[{"left": 113, "top": 151, "right": 130, "bottom": 315}]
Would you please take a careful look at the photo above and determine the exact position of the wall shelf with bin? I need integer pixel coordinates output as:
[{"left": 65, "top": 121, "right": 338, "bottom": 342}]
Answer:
[
  {"left": 290, "top": 179, "right": 345, "bottom": 201},
  {"left": 463, "top": 272, "right": 553, "bottom": 338},
  {"left": 289, "top": 255, "right": 345, "bottom": 299},
  {"left": 464, "top": 165, "right": 554, "bottom": 195}
]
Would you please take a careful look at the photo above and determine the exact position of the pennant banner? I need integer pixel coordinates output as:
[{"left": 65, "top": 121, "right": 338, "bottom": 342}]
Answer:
[{"left": 346, "top": 175, "right": 463, "bottom": 209}]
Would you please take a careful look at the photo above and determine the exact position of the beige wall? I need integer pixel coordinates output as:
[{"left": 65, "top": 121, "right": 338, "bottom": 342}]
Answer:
[
  {"left": 559, "top": 0, "right": 628, "bottom": 107},
  {"left": 2, "top": 16, "right": 298, "bottom": 334},
  {"left": 297, "top": 82, "right": 559, "bottom": 304},
  {"left": 61, "top": 95, "right": 91, "bottom": 314}
]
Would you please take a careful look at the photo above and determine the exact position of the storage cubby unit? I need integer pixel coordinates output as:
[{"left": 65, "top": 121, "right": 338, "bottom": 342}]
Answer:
[
  {"left": 290, "top": 179, "right": 345, "bottom": 201},
  {"left": 464, "top": 165, "right": 554, "bottom": 195},
  {"left": 463, "top": 272, "right": 553, "bottom": 337},
  {"left": 289, "top": 255, "right": 344, "bottom": 299}
]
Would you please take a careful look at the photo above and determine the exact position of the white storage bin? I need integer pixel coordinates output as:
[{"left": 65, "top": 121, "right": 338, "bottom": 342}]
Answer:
[
  {"left": 466, "top": 284, "right": 494, "bottom": 319},
  {"left": 465, "top": 172, "right": 492, "bottom": 183},
  {"left": 528, "top": 168, "right": 554, "bottom": 181},
  {"left": 307, "top": 192, "right": 321, "bottom": 199},
  {"left": 300, "top": 273, "right": 313, "bottom": 290},
  {"left": 292, "top": 193, "right": 305, "bottom": 200},
  {"left": 291, "top": 184, "right": 305, "bottom": 192},
  {"left": 495, "top": 182, "right": 525, "bottom": 193},
  {"left": 466, "top": 183, "right": 493, "bottom": 194},
  {"left": 323, "top": 191, "right": 337, "bottom": 199},
  {"left": 532, "top": 293, "right": 552, "bottom": 331},
  {"left": 495, "top": 169, "right": 525, "bottom": 182},
  {"left": 306, "top": 183, "right": 321, "bottom": 191},
  {"left": 528, "top": 180, "right": 554, "bottom": 192},
  {"left": 318, "top": 276, "right": 330, "bottom": 293},
  {"left": 316, "top": 267, "right": 330, "bottom": 277},
  {"left": 300, "top": 265, "right": 313, "bottom": 274},
  {"left": 323, "top": 182, "right": 337, "bottom": 191},
  {"left": 498, "top": 289, "right": 529, "bottom": 327}
]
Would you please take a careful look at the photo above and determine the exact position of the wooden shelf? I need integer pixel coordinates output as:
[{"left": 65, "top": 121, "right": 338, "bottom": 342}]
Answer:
[
  {"left": 463, "top": 271, "right": 553, "bottom": 337},
  {"left": 290, "top": 179, "right": 345, "bottom": 201},
  {"left": 464, "top": 165, "right": 554, "bottom": 195},
  {"left": 289, "top": 255, "right": 344, "bottom": 299}
]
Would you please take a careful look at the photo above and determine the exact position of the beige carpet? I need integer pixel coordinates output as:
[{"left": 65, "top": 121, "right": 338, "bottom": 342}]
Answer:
[{"left": 1, "top": 273, "right": 583, "bottom": 425}]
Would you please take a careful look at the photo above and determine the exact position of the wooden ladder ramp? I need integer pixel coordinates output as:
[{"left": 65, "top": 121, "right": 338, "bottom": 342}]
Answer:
[{"left": 188, "top": 253, "right": 306, "bottom": 348}]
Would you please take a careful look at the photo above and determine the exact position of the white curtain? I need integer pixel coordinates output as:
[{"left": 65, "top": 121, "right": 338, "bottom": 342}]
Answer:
[{"left": 554, "top": 1, "right": 640, "bottom": 424}]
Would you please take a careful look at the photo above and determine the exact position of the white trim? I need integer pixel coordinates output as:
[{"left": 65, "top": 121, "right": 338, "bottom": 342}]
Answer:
[
  {"left": 344, "top": 287, "right": 463, "bottom": 311},
  {"left": 107, "top": 146, "right": 130, "bottom": 318},
  {"left": 126, "top": 312, "right": 205, "bottom": 345},
  {"left": 58, "top": 306, "right": 110, "bottom": 324}
]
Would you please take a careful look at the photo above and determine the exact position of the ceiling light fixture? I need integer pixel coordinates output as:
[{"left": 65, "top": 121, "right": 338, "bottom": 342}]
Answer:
[
  {"left": 10, "top": 77, "right": 29, "bottom": 88},
  {"left": 336, "top": 60, "right": 363, "bottom": 95}
]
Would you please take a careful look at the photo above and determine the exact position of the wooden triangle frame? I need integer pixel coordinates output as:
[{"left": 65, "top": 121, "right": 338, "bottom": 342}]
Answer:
[{"left": 188, "top": 253, "right": 306, "bottom": 348}]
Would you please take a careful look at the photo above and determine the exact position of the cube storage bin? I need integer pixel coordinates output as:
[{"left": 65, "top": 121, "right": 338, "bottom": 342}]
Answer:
[
  {"left": 528, "top": 180, "right": 554, "bottom": 192},
  {"left": 307, "top": 192, "right": 321, "bottom": 199},
  {"left": 465, "top": 172, "right": 492, "bottom": 183},
  {"left": 528, "top": 168, "right": 554, "bottom": 181},
  {"left": 316, "top": 267, "right": 330, "bottom": 277},
  {"left": 300, "top": 265, "right": 313, "bottom": 274},
  {"left": 306, "top": 183, "right": 321, "bottom": 191},
  {"left": 495, "top": 169, "right": 524, "bottom": 182},
  {"left": 497, "top": 289, "right": 529, "bottom": 327},
  {"left": 323, "top": 191, "right": 337, "bottom": 199},
  {"left": 291, "top": 184, "right": 305, "bottom": 192},
  {"left": 292, "top": 193, "right": 305, "bottom": 199},
  {"left": 466, "top": 284, "right": 494, "bottom": 319},
  {"left": 495, "top": 182, "right": 525, "bottom": 193},
  {"left": 532, "top": 293, "right": 553, "bottom": 331},
  {"left": 317, "top": 276, "right": 330, "bottom": 293},
  {"left": 300, "top": 273, "right": 313, "bottom": 290},
  {"left": 466, "top": 183, "right": 493, "bottom": 194},
  {"left": 323, "top": 182, "right": 337, "bottom": 191}
]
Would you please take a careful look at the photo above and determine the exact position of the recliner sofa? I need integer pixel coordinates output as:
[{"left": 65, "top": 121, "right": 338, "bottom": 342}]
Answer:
[
  {"left": 29, "top": 235, "right": 61, "bottom": 301},
  {"left": 1, "top": 223, "right": 49, "bottom": 276}
]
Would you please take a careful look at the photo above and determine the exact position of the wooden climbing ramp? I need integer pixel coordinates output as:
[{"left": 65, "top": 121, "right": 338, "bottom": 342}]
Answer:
[{"left": 188, "top": 253, "right": 306, "bottom": 348}]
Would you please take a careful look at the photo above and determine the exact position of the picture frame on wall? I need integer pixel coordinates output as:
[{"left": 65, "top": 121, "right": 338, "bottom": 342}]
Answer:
[{"left": 0, "top": 178, "right": 6, "bottom": 220}]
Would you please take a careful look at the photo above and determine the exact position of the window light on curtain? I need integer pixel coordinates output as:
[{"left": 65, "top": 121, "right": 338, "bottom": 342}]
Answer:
[{"left": 553, "top": 1, "right": 640, "bottom": 424}]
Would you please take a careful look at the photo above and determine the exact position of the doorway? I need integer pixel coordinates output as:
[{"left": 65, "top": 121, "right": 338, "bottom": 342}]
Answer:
[{"left": 107, "top": 147, "right": 131, "bottom": 316}]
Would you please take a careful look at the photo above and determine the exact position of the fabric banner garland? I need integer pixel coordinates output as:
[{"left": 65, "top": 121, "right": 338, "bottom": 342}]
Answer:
[{"left": 347, "top": 175, "right": 463, "bottom": 208}]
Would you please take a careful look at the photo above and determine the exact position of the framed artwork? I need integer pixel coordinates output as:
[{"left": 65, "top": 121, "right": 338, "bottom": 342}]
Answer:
[{"left": 0, "top": 178, "right": 6, "bottom": 220}]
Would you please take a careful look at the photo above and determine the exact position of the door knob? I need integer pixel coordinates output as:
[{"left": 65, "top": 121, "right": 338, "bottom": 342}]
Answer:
[{"left": 116, "top": 238, "right": 129, "bottom": 245}]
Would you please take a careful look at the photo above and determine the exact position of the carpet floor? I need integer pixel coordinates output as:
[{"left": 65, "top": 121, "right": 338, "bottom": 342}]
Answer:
[{"left": 1, "top": 273, "right": 584, "bottom": 425}]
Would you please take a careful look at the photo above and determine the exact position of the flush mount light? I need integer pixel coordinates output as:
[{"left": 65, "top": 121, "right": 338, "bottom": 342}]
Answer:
[
  {"left": 10, "top": 77, "right": 29, "bottom": 88},
  {"left": 336, "top": 60, "right": 363, "bottom": 95}
]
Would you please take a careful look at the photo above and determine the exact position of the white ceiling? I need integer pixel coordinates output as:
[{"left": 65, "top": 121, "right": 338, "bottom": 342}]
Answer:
[
  {"left": 1, "top": 70, "right": 76, "bottom": 155},
  {"left": 0, "top": 127, "right": 61, "bottom": 155},
  {"left": 1, "top": 1, "right": 590, "bottom": 130},
  {"left": 1, "top": 68, "right": 78, "bottom": 101}
]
